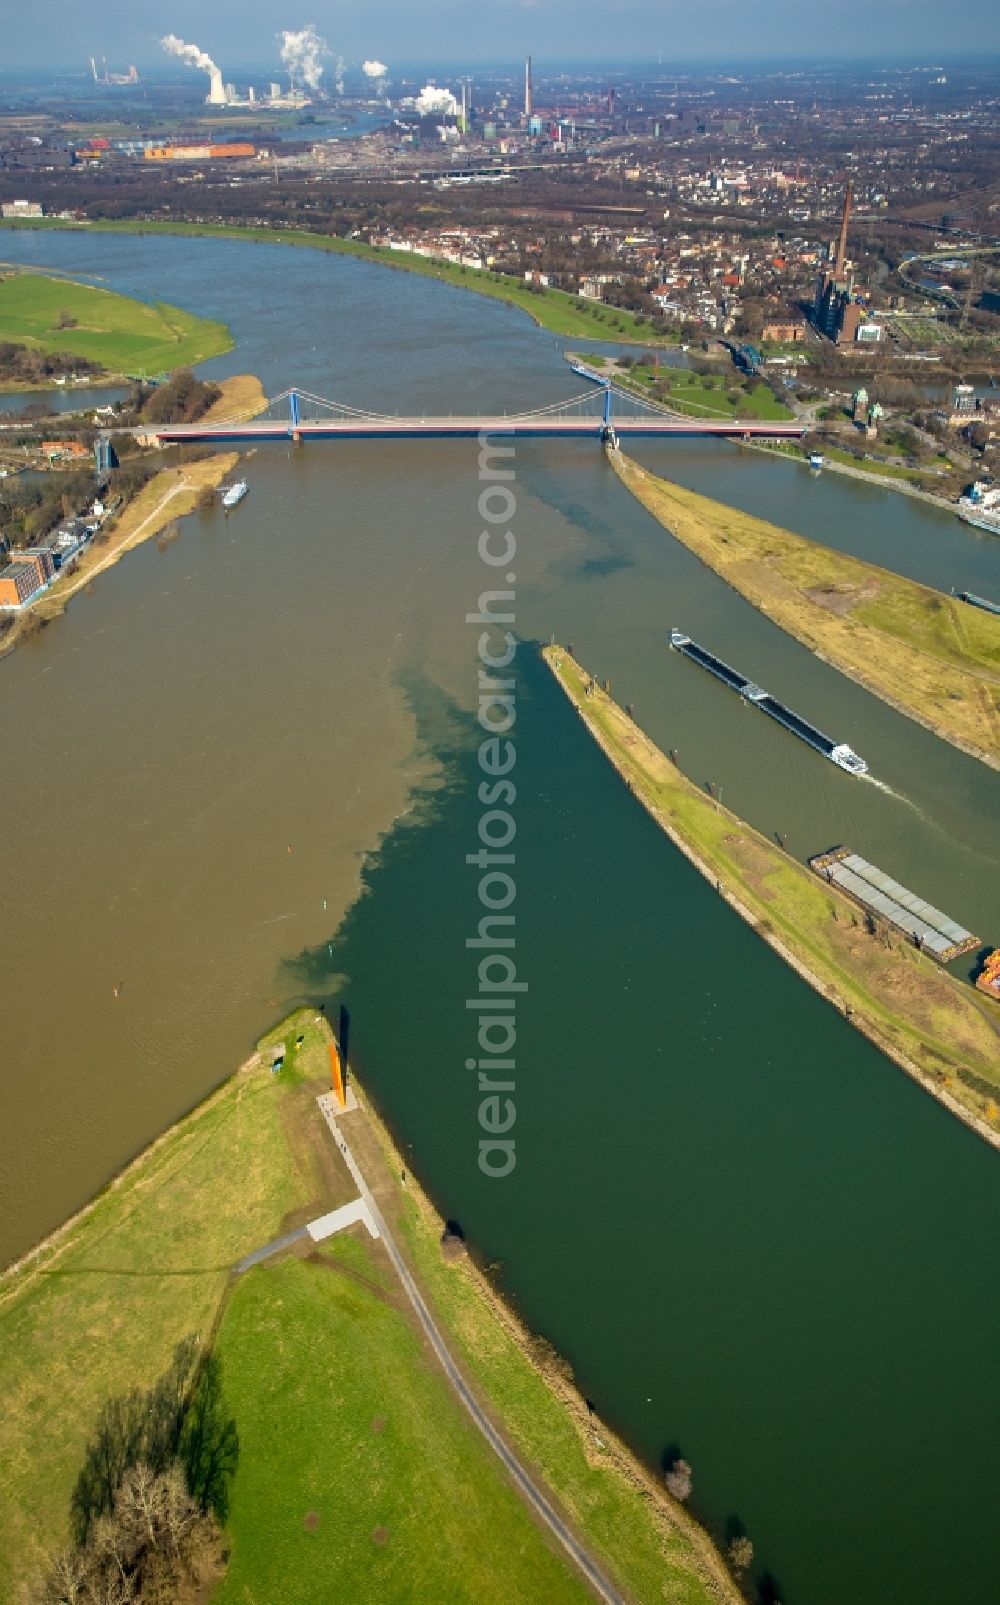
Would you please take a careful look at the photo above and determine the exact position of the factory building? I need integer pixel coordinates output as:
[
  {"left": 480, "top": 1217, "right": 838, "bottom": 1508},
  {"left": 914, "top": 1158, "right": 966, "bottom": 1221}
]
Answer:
[{"left": 143, "top": 142, "right": 256, "bottom": 161}]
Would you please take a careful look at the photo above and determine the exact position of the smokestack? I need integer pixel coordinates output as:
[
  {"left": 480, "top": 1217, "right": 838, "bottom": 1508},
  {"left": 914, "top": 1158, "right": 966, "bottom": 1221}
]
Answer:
[
  {"left": 208, "top": 66, "right": 226, "bottom": 106},
  {"left": 525, "top": 55, "right": 533, "bottom": 120},
  {"left": 834, "top": 179, "right": 853, "bottom": 282}
]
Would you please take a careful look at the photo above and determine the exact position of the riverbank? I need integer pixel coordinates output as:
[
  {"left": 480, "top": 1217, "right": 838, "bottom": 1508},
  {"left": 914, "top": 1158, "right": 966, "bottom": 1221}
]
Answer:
[
  {"left": 0, "top": 451, "right": 239, "bottom": 659},
  {"left": 543, "top": 645, "right": 1000, "bottom": 1143},
  {"left": 748, "top": 437, "right": 963, "bottom": 509},
  {"left": 609, "top": 449, "right": 1000, "bottom": 768},
  {"left": 0, "top": 1007, "right": 740, "bottom": 1605},
  {"left": 0, "top": 216, "right": 665, "bottom": 346}
]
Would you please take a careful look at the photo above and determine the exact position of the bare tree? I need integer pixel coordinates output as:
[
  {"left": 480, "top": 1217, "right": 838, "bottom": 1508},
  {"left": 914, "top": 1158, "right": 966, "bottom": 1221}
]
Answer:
[
  {"left": 728, "top": 1534, "right": 754, "bottom": 1572},
  {"left": 34, "top": 1463, "right": 214, "bottom": 1605},
  {"left": 664, "top": 1457, "right": 693, "bottom": 1501}
]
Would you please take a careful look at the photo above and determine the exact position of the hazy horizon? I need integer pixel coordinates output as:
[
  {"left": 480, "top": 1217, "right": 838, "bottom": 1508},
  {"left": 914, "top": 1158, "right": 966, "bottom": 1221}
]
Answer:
[{"left": 3, "top": 0, "right": 999, "bottom": 75}]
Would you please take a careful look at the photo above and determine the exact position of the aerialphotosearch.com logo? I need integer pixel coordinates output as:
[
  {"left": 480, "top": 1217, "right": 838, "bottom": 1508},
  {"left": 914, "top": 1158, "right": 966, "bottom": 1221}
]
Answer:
[{"left": 465, "top": 429, "right": 523, "bottom": 1179}]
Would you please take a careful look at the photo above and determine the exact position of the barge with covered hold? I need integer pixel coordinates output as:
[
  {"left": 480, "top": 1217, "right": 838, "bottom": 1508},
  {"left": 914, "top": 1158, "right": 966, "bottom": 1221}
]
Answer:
[
  {"left": 809, "top": 846, "right": 978, "bottom": 963},
  {"left": 669, "top": 629, "right": 868, "bottom": 774}
]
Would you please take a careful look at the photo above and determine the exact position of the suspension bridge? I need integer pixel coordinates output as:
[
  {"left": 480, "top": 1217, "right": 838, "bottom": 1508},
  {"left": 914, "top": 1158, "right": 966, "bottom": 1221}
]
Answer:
[{"left": 155, "top": 382, "right": 806, "bottom": 445}]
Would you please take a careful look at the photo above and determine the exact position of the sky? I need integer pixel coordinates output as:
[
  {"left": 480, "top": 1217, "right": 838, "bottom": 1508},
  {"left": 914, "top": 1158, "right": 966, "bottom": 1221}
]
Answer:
[{"left": 4, "top": 0, "right": 1000, "bottom": 73}]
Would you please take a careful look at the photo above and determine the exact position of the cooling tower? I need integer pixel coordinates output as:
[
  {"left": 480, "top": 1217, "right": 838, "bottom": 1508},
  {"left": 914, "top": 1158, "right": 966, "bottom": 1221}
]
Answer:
[{"left": 207, "top": 67, "right": 226, "bottom": 106}]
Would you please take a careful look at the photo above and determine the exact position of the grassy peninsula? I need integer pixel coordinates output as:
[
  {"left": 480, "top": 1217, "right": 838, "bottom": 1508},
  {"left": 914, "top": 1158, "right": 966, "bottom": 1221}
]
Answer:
[
  {"left": 0, "top": 269, "right": 232, "bottom": 375},
  {"left": 0, "top": 216, "right": 664, "bottom": 344},
  {"left": 609, "top": 451, "right": 1000, "bottom": 768},
  {"left": 544, "top": 646, "right": 1000, "bottom": 1142},
  {"left": 0, "top": 1008, "right": 739, "bottom": 1605}
]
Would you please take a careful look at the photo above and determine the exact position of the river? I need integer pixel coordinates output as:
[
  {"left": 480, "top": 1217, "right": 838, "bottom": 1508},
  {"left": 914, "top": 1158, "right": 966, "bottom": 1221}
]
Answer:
[{"left": 0, "top": 230, "right": 998, "bottom": 1605}]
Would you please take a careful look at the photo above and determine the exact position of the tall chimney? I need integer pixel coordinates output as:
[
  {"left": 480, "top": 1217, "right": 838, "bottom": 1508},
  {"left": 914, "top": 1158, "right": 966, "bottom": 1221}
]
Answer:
[
  {"left": 833, "top": 179, "right": 853, "bottom": 282},
  {"left": 525, "top": 55, "right": 533, "bottom": 120}
]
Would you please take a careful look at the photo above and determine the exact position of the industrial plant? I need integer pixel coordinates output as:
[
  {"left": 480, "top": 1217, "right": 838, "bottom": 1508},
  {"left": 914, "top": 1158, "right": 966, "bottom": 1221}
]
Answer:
[{"left": 159, "top": 32, "right": 319, "bottom": 108}]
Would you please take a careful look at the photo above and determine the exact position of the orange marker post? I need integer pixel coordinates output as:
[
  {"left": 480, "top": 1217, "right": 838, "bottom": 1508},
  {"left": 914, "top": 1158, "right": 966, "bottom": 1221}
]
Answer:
[{"left": 328, "top": 1040, "right": 346, "bottom": 1110}]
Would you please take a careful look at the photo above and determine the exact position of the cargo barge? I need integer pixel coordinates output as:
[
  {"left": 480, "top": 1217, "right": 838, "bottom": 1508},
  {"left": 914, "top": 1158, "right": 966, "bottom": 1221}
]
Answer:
[
  {"left": 669, "top": 629, "right": 868, "bottom": 774},
  {"left": 809, "top": 846, "right": 978, "bottom": 963}
]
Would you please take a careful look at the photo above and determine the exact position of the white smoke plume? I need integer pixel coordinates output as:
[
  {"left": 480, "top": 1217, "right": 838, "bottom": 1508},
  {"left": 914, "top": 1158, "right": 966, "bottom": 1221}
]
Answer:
[
  {"left": 362, "top": 60, "right": 387, "bottom": 78},
  {"left": 160, "top": 34, "right": 218, "bottom": 75},
  {"left": 408, "top": 83, "right": 459, "bottom": 117},
  {"left": 334, "top": 54, "right": 345, "bottom": 95},
  {"left": 279, "top": 24, "right": 329, "bottom": 92}
]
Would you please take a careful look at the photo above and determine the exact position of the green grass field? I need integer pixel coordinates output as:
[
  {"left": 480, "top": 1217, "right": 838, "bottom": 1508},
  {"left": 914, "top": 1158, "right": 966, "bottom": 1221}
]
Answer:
[
  {"left": 212, "top": 1248, "right": 590, "bottom": 1605},
  {"left": 0, "top": 217, "right": 663, "bottom": 344},
  {"left": 623, "top": 364, "right": 793, "bottom": 420},
  {"left": 0, "top": 271, "right": 232, "bottom": 374}
]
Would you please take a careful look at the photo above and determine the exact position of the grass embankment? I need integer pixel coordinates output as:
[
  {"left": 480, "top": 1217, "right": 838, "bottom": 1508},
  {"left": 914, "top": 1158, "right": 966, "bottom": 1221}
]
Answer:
[
  {"left": 0, "top": 216, "right": 664, "bottom": 345},
  {"left": 610, "top": 451, "right": 1000, "bottom": 768},
  {"left": 0, "top": 452, "right": 239, "bottom": 658},
  {"left": 0, "top": 1008, "right": 739, "bottom": 1603},
  {"left": 0, "top": 270, "right": 232, "bottom": 374},
  {"left": 544, "top": 646, "right": 1000, "bottom": 1140}
]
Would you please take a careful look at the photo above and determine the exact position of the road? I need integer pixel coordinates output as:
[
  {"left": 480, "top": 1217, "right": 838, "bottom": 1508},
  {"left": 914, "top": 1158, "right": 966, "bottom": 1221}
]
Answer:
[{"left": 316, "top": 1094, "right": 626, "bottom": 1605}]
